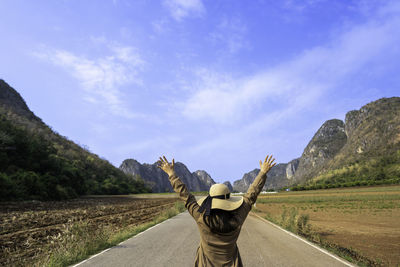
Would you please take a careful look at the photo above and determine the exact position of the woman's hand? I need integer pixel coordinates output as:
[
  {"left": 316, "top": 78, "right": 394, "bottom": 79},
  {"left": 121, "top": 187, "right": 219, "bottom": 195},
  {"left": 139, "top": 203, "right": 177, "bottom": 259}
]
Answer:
[
  {"left": 259, "top": 155, "right": 276, "bottom": 174},
  {"left": 157, "top": 155, "right": 176, "bottom": 177}
]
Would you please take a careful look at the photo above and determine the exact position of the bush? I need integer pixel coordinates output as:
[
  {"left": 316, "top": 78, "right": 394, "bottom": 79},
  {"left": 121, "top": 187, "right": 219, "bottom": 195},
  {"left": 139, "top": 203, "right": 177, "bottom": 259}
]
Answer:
[
  {"left": 297, "top": 214, "right": 311, "bottom": 235},
  {"left": 0, "top": 172, "right": 14, "bottom": 200}
]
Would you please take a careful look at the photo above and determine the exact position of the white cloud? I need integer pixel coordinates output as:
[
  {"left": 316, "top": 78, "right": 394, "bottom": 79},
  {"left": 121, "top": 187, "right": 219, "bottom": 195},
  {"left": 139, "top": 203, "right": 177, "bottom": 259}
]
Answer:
[
  {"left": 33, "top": 42, "right": 146, "bottom": 118},
  {"left": 115, "top": 135, "right": 182, "bottom": 163},
  {"left": 282, "top": 0, "right": 326, "bottom": 12},
  {"left": 167, "top": 0, "right": 400, "bottom": 168},
  {"left": 163, "top": 0, "right": 205, "bottom": 21},
  {"left": 209, "top": 17, "right": 249, "bottom": 54},
  {"left": 152, "top": 19, "right": 169, "bottom": 34},
  {"left": 177, "top": 2, "right": 400, "bottom": 125}
]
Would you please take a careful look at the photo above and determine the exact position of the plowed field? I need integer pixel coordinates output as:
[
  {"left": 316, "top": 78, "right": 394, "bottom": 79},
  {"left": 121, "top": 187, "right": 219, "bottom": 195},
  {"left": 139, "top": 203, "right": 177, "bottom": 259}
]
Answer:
[
  {"left": 0, "top": 196, "right": 178, "bottom": 266},
  {"left": 255, "top": 185, "right": 400, "bottom": 266}
]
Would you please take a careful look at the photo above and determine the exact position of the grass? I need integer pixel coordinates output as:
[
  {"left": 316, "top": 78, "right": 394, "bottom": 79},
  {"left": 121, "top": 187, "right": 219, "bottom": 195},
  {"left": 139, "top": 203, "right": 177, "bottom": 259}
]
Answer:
[
  {"left": 260, "top": 207, "right": 379, "bottom": 266},
  {"left": 257, "top": 193, "right": 400, "bottom": 205},
  {"left": 254, "top": 185, "right": 400, "bottom": 266},
  {"left": 35, "top": 201, "right": 186, "bottom": 267},
  {"left": 261, "top": 207, "right": 314, "bottom": 238},
  {"left": 282, "top": 184, "right": 400, "bottom": 194}
]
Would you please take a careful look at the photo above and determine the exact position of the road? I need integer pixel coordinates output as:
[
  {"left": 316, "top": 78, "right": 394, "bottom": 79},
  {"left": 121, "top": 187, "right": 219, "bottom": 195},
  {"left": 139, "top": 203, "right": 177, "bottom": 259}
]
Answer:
[{"left": 74, "top": 211, "right": 353, "bottom": 267}]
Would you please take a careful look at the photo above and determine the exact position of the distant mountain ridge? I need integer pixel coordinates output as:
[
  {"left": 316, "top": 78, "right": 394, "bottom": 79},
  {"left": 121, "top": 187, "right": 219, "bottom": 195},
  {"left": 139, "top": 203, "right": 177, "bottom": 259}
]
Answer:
[
  {"left": 121, "top": 97, "right": 400, "bottom": 193},
  {"left": 232, "top": 158, "right": 300, "bottom": 192},
  {"left": 120, "top": 159, "right": 216, "bottom": 192},
  {"left": 233, "top": 169, "right": 259, "bottom": 193}
]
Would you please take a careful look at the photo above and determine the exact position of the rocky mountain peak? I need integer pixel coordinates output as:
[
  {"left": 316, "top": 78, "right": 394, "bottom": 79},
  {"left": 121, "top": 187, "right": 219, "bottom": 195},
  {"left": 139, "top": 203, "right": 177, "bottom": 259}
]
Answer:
[
  {"left": 120, "top": 159, "right": 216, "bottom": 192},
  {"left": 313, "top": 119, "right": 345, "bottom": 140},
  {"left": 345, "top": 110, "right": 362, "bottom": 138},
  {"left": 233, "top": 169, "right": 259, "bottom": 193},
  {"left": 193, "top": 170, "right": 216, "bottom": 190},
  {"left": 119, "top": 159, "right": 141, "bottom": 174},
  {"left": 306, "top": 119, "right": 347, "bottom": 161},
  {"left": 231, "top": 157, "right": 301, "bottom": 192},
  {"left": 292, "top": 119, "right": 347, "bottom": 183},
  {"left": 346, "top": 97, "right": 400, "bottom": 139},
  {"left": 223, "top": 181, "right": 233, "bottom": 192},
  {"left": 331, "top": 97, "right": 400, "bottom": 168},
  {"left": 285, "top": 158, "right": 300, "bottom": 179},
  {"left": 0, "top": 79, "right": 39, "bottom": 122}
]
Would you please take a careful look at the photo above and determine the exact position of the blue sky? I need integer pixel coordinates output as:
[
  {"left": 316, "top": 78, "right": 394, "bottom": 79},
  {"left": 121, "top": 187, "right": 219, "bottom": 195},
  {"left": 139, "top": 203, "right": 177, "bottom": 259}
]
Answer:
[{"left": 1, "top": 0, "right": 399, "bottom": 183}]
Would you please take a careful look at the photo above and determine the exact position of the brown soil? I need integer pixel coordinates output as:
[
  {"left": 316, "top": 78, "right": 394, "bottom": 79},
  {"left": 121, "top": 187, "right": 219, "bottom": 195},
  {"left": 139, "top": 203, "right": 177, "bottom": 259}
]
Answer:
[
  {"left": 255, "top": 189, "right": 400, "bottom": 266},
  {"left": 310, "top": 209, "right": 400, "bottom": 266},
  {"left": 0, "top": 196, "right": 178, "bottom": 266}
]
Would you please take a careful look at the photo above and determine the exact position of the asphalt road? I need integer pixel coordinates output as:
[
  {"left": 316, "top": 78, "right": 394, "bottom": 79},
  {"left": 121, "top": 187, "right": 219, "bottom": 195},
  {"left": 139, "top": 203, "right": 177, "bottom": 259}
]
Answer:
[{"left": 74, "top": 212, "right": 353, "bottom": 267}]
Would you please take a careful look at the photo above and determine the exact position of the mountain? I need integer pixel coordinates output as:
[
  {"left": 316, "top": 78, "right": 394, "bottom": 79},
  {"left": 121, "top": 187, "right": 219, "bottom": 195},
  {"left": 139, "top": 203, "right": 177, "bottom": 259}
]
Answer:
[
  {"left": 0, "top": 80, "right": 42, "bottom": 124},
  {"left": 333, "top": 97, "right": 400, "bottom": 167},
  {"left": 232, "top": 169, "right": 259, "bottom": 193},
  {"left": 291, "top": 119, "right": 347, "bottom": 184},
  {"left": 265, "top": 158, "right": 300, "bottom": 189},
  {"left": 223, "top": 181, "right": 233, "bottom": 191},
  {"left": 232, "top": 97, "right": 400, "bottom": 191},
  {"left": 120, "top": 159, "right": 216, "bottom": 192},
  {"left": 193, "top": 170, "right": 216, "bottom": 190},
  {"left": 0, "top": 79, "right": 150, "bottom": 201},
  {"left": 303, "top": 97, "right": 400, "bottom": 188},
  {"left": 232, "top": 158, "right": 300, "bottom": 192},
  {"left": 125, "top": 96, "right": 400, "bottom": 193}
]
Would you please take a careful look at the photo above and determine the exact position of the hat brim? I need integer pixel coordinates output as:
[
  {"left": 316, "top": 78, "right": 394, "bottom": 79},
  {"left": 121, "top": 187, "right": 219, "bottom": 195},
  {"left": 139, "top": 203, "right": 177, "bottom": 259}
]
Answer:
[{"left": 197, "top": 196, "right": 243, "bottom": 211}]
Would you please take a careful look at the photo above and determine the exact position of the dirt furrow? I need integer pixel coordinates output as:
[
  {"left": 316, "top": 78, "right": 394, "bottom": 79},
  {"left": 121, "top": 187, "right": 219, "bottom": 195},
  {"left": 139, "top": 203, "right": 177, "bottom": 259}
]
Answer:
[
  {"left": 1, "top": 201, "right": 174, "bottom": 236},
  {"left": 0, "top": 197, "right": 179, "bottom": 266}
]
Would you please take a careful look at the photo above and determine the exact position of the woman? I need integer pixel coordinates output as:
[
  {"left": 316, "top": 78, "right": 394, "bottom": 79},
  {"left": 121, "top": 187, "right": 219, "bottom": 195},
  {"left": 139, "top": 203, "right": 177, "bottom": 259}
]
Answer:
[{"left": 157, "top": 155, "right": 276, "bottom": 267}]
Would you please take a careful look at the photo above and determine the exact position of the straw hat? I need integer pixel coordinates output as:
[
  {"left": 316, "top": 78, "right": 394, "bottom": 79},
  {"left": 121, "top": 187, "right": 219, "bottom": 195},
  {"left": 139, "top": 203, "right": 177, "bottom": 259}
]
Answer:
[{"left": 197, "top": 184, "right": 243, "bottom": 211}]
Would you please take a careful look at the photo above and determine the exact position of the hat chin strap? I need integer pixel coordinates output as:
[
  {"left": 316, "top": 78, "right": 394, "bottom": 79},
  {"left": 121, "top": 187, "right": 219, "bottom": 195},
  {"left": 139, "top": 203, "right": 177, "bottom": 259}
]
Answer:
[{"left": 198, "top": 193, "right": 230, "bottom": 216}]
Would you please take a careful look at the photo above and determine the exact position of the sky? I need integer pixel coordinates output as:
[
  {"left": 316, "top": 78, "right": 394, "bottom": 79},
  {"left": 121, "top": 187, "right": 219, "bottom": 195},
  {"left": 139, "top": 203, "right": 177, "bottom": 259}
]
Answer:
[{"left": 1, "top": 0, "right": 399, "bottom": 183}]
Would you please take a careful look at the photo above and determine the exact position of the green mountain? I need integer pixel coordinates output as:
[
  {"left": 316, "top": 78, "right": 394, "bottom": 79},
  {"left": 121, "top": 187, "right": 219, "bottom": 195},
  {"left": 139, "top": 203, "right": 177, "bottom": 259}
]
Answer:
[
  {"left": 0, "top": 79, "right": 150, "bottom": 201},
  {"left": 292, "top": 97, "right": 400, "bottom": 190}
]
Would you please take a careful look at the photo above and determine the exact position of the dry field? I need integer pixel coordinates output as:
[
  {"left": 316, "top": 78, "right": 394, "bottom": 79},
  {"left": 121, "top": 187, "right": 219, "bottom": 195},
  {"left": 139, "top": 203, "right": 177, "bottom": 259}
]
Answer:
[
  {"left": 255, "top": 185, "right": 400, "bottom": 266},
  {"left": 0, "top": 196, "right": 179, "bottom": 266}
]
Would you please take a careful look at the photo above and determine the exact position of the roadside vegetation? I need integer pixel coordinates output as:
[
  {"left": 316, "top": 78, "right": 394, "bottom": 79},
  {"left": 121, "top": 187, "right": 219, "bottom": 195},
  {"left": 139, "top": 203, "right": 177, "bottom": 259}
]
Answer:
[
  {"left": 254, "top": 185, "right": 400, "bottom": 267},
  {"left": 38, "top": 201, "right": 185, "bottom": 267}
]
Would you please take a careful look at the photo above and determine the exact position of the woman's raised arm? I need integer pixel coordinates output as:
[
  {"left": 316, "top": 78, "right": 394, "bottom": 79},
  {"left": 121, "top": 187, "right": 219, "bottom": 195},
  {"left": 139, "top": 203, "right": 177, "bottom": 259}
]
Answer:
[
  {"left": 157, "top": 156, "right": 201, "bottom": 220},
  {"left": 243, "top": 155, "right": 276, "bottom": 206}
]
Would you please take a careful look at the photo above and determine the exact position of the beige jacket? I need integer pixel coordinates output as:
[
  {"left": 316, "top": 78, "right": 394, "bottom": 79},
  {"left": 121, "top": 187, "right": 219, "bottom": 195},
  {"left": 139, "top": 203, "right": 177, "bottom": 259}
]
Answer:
[{"left": 168, "top": 170, "right": 267, "bottom": 267}]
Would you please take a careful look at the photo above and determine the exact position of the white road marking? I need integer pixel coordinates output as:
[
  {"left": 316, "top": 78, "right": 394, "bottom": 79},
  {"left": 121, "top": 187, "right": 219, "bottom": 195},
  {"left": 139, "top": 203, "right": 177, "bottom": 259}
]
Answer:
[
  {"left": 70, "top": 215, "right": 179, "bottom": 267},
  {"left": 251, "top": 213, "right": 355, "bottom": 267},
  {"left": 72, "top": 211, "right": 355, "bottom": 267},
  {"left": 70, "top": 248, "right": 112, "bottom": 267}
]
